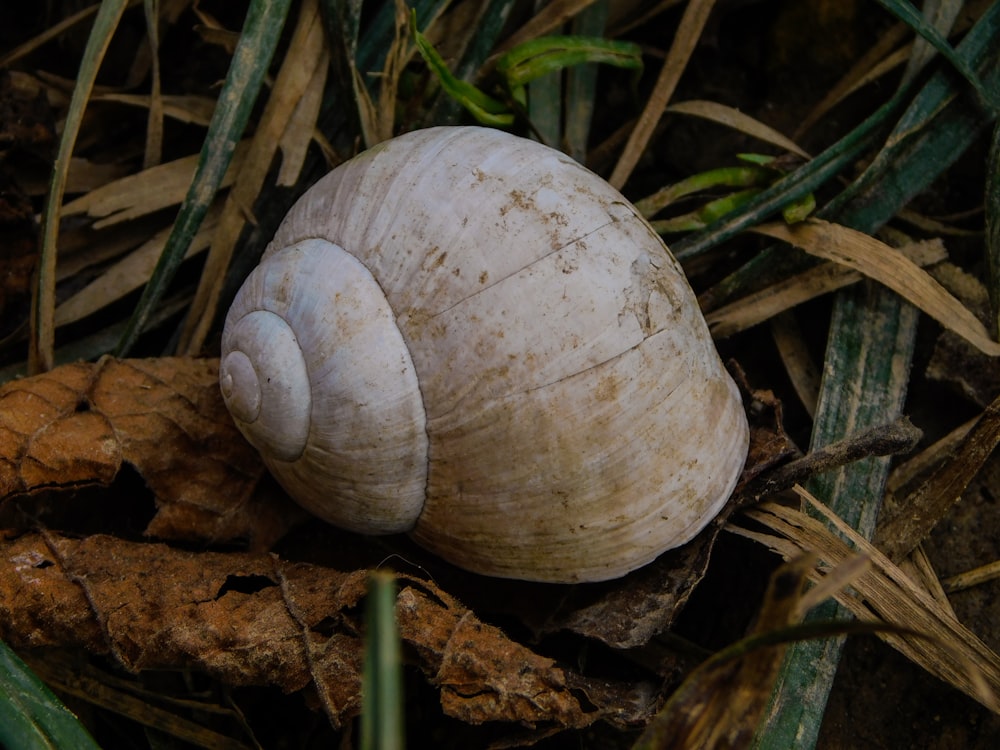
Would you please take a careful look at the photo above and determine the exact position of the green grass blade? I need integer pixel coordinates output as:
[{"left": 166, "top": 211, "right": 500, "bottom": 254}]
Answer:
[
  {"left": 361, "top": 571, "right": 404, "bottom": 750},
  {"left": 31, "top": 0, "right": 130, "bottom": 374},
  {"left": 115, "top": 0, "right": 293, "bottom": 356},
  {"left": 696, "top": 1, "right": 1000, "bottom": 309},
  {"left": 829, "top": 9, "right": 1000, "bottom": 220},
  {"left": 496, "top": 36, "right": 642, "bottom": 90},
  {"left": 524, "top": 39, "right": 561, "bottom": 147},
  {"left": 428, "top": 0, "right": 517, "bottom": 124},
  {"left": 872, "top": 0, "right": 995, "bottom": 109},
  {"left": 356, "top": 0, "right": 447, "bottom": 86},
  {"left": 669, "top": 82, "right": 914, "bottom": 262},
  {"left": 751, "top": 290, "right": 920, "bottom": 750},
  {"left": 565, "top": 0, "right": 609, "bottom": 161},
  {"left": 753, "top": 6, "right": 1000, "bottom": 747},
  {"left": 412, "top": 13, "right": 515, "bottom": 127},
  {"left": 0, "top": 641, "right": 101, "bottom": 750}
]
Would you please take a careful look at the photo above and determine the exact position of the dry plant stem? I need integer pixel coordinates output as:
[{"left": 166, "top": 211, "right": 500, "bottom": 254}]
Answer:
[
  {"left": 608, "top": 0, "right": 716, "bottom": 189},
  {"left": 875, "top": 391, "right": 1000, "bottom": 561},
  {"left": 886, "top": 415, "right": 977, "bottom": 493},
  {"left": 742, "top": 416, "right": 922, "bottom": 501},
  {"left": 944, "top": 559, "right": 1000, "bottom": 593}
]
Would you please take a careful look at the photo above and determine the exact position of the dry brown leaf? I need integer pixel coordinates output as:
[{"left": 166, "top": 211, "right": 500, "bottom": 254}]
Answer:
[
  {"left": 0, "top": 357, "right": 286, "bottom": 546},
  {"left": 753, "top": 220, "right": 1000, "bottom": 356},
  {"left": 0, "top": 531, "right": 645, "bottom": 731}
]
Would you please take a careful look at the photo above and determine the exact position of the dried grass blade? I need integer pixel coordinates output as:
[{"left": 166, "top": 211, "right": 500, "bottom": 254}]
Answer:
[
  {"left": 178, "top": 0, "right": 327, "bottom": 355},
  {"left": 54, "top": 209, "right": 220, "bottom": 327},
  {"left": 754, "top": 219, "right": 1000, "bottom": 356},
  {"left": 142, "top": 0, "right": 164, "bottom": 169},
  {"left": 734, "top": 487, "right": 1000, "bottom": 714},
  {"left": 706, "top": 236, "right": 945, "bottom": 339},
  {"left": 61, "top": 144, "right": 248, "bottom": 227},
  {"left": 30, "top": 0, "right": 132, "bottom": 375},
  {"left": 93, "top": 93, "right": 217, "bottom": 126},
  {"left": 277, "top": 43, "right": 329, "bottom": 186},
  {"left": 0, "top": 1, "right": 140, "bottom": 68},
  {"left": 609, "top": 0, "right": 716, "bottom": 189},
  {"left": 666, "top": 100, "right": 810, "bottom": 158},
  {"left": 115, "top": 0, "right": 294, "bottom": 356}
]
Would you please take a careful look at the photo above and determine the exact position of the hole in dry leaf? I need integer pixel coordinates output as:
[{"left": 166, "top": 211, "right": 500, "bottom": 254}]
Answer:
[
  {"left": 311, "top": 615, "right": 341, "bottom": 637},
  {"left": 74, "top": 397, "right": 90, "bottom": 413},
  {"left": 214, "top": 573, "right": 277, "bottom": 599},
  {"left": 567, "top": 687, "right": 601, "bottom": 713},
  {"left": 0, "top": 463, "right": 156, "bottom": 537}
]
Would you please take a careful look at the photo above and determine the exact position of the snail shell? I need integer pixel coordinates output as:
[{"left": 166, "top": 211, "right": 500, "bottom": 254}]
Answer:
[{"left": 220, "top": 126, "right": 748, "bottom": 583}]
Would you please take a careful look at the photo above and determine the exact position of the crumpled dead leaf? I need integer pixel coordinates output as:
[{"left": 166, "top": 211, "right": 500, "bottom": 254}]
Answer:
[
  {"left": 0, "top": 531, "right": 650, "bottom": 731},
  {"left": 0, "top": 357, "right": 295, "bottom": 547},
  {"left": 0, "top": 356, "right": 796, "bottom": 736}
]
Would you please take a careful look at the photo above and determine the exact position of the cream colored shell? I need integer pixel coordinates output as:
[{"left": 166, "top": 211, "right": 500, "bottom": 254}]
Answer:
[{"left": 220, "top": 126, "right": 749, "bottom": 583}]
